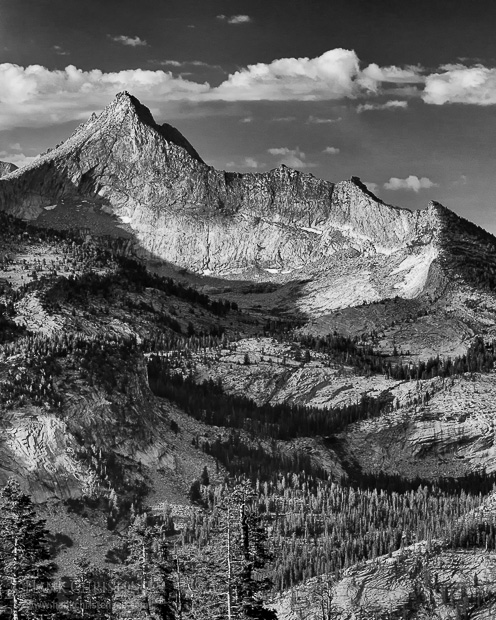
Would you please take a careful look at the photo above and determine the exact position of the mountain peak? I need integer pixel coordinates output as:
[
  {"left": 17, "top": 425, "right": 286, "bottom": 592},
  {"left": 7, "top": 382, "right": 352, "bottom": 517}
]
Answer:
[{"left": 105, "top": 92, "right": 204, "bottom": 164}]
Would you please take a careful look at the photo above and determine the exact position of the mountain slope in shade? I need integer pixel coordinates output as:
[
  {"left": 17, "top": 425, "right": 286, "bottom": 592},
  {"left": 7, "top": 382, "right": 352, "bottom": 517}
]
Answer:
[{"left": 0, "top": 161, "right": 18, "bottom": 177}]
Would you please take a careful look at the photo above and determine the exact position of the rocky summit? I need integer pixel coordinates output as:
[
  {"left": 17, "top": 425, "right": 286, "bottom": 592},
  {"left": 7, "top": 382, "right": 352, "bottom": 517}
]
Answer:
[{"left": 2, "top": 92, "right": 496, "bottom": 619}]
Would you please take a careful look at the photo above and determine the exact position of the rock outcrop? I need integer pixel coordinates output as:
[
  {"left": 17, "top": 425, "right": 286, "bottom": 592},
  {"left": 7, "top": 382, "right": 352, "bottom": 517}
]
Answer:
[
  {"left": 273, "top": 540, "right": 496, "bottom": 619},
  {"left": 0, "top": 161, "right": 17, "bottom": 177}
]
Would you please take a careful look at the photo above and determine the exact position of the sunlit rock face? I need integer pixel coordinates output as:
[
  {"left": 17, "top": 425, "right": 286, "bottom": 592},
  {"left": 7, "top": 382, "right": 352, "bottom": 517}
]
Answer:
[
  {"left": 0, "top": 93, "right": 440, "bottom": 276},
  {"left": 0, "top": 161, "right": 17, "bottom": 178}
]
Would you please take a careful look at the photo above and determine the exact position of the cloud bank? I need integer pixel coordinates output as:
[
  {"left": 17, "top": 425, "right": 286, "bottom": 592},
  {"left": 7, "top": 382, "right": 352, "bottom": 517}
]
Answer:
[
  {"left": 423, "top": 64, "right": 496, "bottom": 105},
  {"left": 2, "top": 51, "right": 496, "bottom": 130}
]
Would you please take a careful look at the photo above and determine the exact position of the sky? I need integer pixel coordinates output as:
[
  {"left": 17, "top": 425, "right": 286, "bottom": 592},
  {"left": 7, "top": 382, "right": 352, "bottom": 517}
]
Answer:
[{"left": 1, "top": 0, "right": 496, "bottom": 232}]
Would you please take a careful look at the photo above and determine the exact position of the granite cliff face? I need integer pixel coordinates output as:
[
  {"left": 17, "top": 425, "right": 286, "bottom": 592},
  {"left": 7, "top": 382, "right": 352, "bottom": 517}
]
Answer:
[{"left": 0, "top": 93, "right": 442, "bottom": 282}]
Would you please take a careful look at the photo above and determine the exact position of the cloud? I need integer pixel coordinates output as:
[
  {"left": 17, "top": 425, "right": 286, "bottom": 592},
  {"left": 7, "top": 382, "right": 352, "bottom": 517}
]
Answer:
[
  {"left": 212, "top": 49, "right": 361, "bottom": 101},
  {"left": 267, "top": 147, "right": 316, "bottom": 169},
  {"left": 53, "top": 45, "right": 70, "bottom": 56},
  {"left": 242, "top": 157, "right": 261, "bottom": 168},
  {"left": 358, "top": 64, "right": 425, "bottom": 92},
  {"left": 272, "top": 116, "right": 297, "bottom": 122},
  {"left": 217, "top": 14, "right": 252, "bottom": 24},
  {"left": 307, "top": 115, "right": 342, "bottom": 124},
  {"left": 7, "top": 52, "right": 496, "bottom": 133},
  {"left": 108, "top": 35, "right": 148, "bottom": 47},
  {"left": 0, "top": 150, "right": 38, "bottom": 167},
  {"left": 226, "top": 157, "right": 262, "bottom": 169},
  {"left": 356, "top": 100, "right": 408, "bottom": 112},
  {"left": 453, "top": 174, "right": 468, "bottom": 186},
  {"left": 323, "top": 146, "right": 340, "bottom": 154},
  {"left": 384, "top": 176, "right": 437, "bottom": 192},
  {"left": 240, "top": 117, "right": 253, "bottom": 123},
  {"left": 423, "top": 64, "right": 496, "bottom": 105},
  {"left": 153, "top": 59, "right": 224, "bottom": 71},
  {"left": 0, "top": 63, "right": 209, "bottom": 129}
]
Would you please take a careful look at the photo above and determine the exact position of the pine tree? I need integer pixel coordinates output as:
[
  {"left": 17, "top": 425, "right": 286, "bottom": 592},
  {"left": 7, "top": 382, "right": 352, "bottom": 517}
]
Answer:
[
  {"left": 0, "top": 478, "right": 55, "bottom": 620},
  {"left": 116, "top": 512, "right": 177, "bottom": 620}
]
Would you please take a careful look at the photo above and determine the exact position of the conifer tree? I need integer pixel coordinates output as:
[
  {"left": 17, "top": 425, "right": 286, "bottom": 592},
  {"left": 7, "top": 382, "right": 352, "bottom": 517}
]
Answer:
[
  {"left": 116, "top": 512, "right": 177, "bottom": 620},
  {"left": 178, "top": 479, "right": 276, "bottom": 620},
  {"left": 0, "top": 478, "right": 55, "bottom": 620}
]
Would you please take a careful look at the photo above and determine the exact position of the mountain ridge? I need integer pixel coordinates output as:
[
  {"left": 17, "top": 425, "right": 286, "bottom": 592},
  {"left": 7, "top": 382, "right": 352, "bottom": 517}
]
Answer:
[
  {"left": 1, "top": 92, "right": 496, "bottom": 333},
  {"left": 0, "top": 93, "right": 452, "bottom": 273}
]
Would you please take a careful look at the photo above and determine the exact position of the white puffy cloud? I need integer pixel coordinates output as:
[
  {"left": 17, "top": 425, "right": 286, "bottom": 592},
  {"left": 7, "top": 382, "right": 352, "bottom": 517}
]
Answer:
[
  {"left": 322, "top": 146, "right": 340, "bottom": 154},
  {"left": 108, "top": 35, "right": 148, "bottom": 47},
  {"left": 0, "top": 63, "right": 209, "bottom": 129},
  {"left": 212, "top": 49, "right": 361, "bottom": 101},
  {"left": 267, "top": 147, "right": 316, "bottom": 169},
  {"left": 217, "top": 14, "right": 252, "bottom": 24},
  {"left": 240, "top": 117, "right": 253, "bottom": 123},
  {"left": 272, "top": 116, "right": 297, "bottom": 122},
  {"left": 423, "top": 65, "right": 496, "bottom": 105},
  {"left": 356, "top": 100, "right": 408, "bottom": 112},
  {"left": 384, "top": 176, "right": 437, "bottom": 192}
]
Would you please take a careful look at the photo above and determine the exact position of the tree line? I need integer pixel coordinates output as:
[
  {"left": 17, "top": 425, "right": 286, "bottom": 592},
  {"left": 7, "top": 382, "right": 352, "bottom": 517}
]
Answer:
[{"left": 148, "top": 356, "right": 392, "bottom": 441}]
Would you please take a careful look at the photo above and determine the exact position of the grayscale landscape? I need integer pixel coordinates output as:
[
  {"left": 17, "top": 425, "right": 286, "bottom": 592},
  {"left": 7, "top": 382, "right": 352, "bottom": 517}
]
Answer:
[{"left": 2, "top": 2, "right": 496, "bottom": 619}]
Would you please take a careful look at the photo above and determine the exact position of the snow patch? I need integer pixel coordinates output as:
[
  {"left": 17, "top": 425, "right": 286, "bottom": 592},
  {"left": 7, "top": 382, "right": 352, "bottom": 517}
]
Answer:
[
  {"left": 264, "top": 268, "right": 280, "bottom": 274},
  {"left": 300, "top": 226, "right": 323, "bottom": 235},
  {"left": 43, "top": 205, "right": 57, "bottom": 211},
  {"left": 391, "top": 245, "right": 438, "bottom": 297},
  {"left": 119, "top": 216, "right": 132, "bottom": 224}
]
